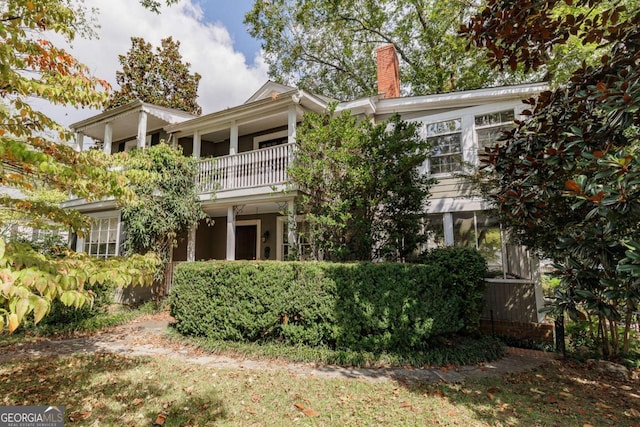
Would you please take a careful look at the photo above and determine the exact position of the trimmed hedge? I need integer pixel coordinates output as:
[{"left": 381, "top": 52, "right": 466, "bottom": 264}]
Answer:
[{"left": 170, "top": 249, "right": 487, "bottom": 353}]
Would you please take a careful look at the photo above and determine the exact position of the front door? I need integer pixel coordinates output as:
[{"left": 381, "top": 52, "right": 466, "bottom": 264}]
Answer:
[{"left": 235, "top": 225, "right": 257, "bottom": 260}]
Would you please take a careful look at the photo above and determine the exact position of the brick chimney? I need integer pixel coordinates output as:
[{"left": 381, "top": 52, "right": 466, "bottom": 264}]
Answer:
[{"left": 375, "top": 44, "right": 400, "bottom": 99}]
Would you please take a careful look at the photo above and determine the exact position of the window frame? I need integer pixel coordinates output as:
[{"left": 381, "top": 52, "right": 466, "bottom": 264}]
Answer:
[
  {"left": 424, "top": 118, "right": 463, "bottom": 176},
  {"left": 77, "top": 211, "right": 121, "bottom": 258}
]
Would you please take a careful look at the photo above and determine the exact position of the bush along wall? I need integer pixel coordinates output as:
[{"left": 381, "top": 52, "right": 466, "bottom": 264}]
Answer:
[{"left": 170, "top": 249, "right": 487, "bottom": 354}]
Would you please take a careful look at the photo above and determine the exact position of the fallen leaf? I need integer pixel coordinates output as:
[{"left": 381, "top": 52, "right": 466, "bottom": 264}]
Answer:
[
  {"left": 487, "top": 387, "right": 501, "bottom": 394},
  {"left": 132, "top": 398, "right": 144, "bottom": 406},
  {"left": 294, "top": 403, "right": 305, "bottom": 410},
  {"left": 400, "top": 401, "right": 412, "bottom": 409},
  {"left": 303, "top": 408, "right": 320, "bottom": 417},
  {"left": 627, "top": 408, "right": 640, "bottom": 418},
  {"left": 547, "top": 396, "right": 557, "bottom": 404},
  {"left": 155, "top": 413, "right": 166, "bottom": 426}
]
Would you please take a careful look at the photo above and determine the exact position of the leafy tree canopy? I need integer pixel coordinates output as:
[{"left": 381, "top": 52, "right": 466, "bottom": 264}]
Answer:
[
  {"left": 116, "top": 143, "right": 206, "bottom": 276},
  {"left": 0, "top": 0, "right": 177, "bottom": 332},
  {"left": 463, "top": 0, "right": 640, "bottom": 356},
  {"left": 106, "top": 36, "right": 202, "bottom": 115},
  {"left": 245, "top": 0, "right": 609, "bottom": 100},
  {"left": 290, "top": 109, "right": 435, "bottom": 261}
]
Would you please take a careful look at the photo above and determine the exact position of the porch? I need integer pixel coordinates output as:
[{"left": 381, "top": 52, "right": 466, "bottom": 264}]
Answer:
[{"left": 196, "top": 142, "right": 295, "bottom": 194}]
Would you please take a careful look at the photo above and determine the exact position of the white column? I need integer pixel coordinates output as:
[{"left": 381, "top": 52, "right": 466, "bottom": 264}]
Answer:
[
  {"left": 226, "top": 206, "right": 236, "bottom": 260},
  {"left": 103, "top": 122, "right": 113, "bottom": 154},
  {"left": 74, "top": 132, "right": 84, "bottom": 152},
  {"left": 192, "top": 130, "right": 201, "bottom": 158},
  {"left": 229, "top": 121, "right": 238, "bottom": 155},
  {"left": 187, "top": 224, "right": 197, "bottom": 262},
  {"left": 287, "top": 199, "right": 297, "bottom": 257},
  {"left": 137, "top": 110, "right": 148, "bottom": 149},
  {"left": 443, "top": 212, "right": 454, "bottom": 246},
  {"left": 287, "top": 105, "right": 297, "bottom": 144}
]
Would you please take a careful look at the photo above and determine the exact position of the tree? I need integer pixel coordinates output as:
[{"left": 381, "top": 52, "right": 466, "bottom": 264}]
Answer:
[
  {"left": 245, "top": 0, "right": 498, "bottom": 100},
  {"left": 245, "top": 0, "right": 609, "bottom": 100},
  {"left": 116, "top": 144, "right": 206, "bottom": 277},
  {"left": 106, "top": 36, "right": 202, "bottom": 115},
  {"left": 0, "top": 0, "right": 176, "bottom": 332},
  {"left": 289, "top": 108, "right": 434, "bottom": 261},
  {"left": 462, "top": 0, "right": 640, "bottom": 356}
]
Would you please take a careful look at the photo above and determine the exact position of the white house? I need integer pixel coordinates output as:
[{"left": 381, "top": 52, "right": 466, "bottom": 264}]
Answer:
[{"left": 63, "top": 46, "right": 547, "bottom": 290}]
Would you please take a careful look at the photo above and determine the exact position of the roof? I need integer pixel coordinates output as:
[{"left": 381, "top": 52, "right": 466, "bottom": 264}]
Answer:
[{"left": 70, "top": 100, "right": 197, "bottom": 142}]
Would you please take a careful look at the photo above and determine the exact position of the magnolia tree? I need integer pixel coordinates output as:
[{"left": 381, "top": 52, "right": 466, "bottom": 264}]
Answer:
[
  {"left": 106, "top": 37, "right": 202, "bottom": 115},
  {"left": 462, "top": 0, "right": 640, "bottom": 356},
  {"left": 0, "top": 0, "right": 177, "bottom": 332}
]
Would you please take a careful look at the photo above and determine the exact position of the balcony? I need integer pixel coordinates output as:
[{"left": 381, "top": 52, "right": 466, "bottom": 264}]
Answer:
[{"left": 196, "top": 142, "right": 295, "bottom": 193}]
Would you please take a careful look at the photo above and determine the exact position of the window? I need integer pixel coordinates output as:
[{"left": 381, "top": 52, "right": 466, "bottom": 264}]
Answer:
[
  {"left": 426, "top": 211, "right": 503, "bottom": 268},
  {"left": 425, "top": 119, "right": 462, "bottom": 174},
  {"left": 475, "top": 110, "right": 515, "bottom": 153},
  {"left": 84, "top": 216, "right": 120, "bottom": 258},
  {"left": 253, "top": 130, "right": 289, "bottom": 150},
  {"left": 277, "top": 216, "right": 310, "bottom": 260},
  {"left": 452, "top": 212, "right": 503, "bottom": 268}
]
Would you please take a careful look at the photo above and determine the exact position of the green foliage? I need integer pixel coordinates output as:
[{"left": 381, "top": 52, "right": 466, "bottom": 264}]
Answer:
[
  {"left": 174, "top": 331, "right": 504, "bottom": 368},
  {"left": 0, "top": 0, "right": 168, "bottom": 332},
  {"left": 106, "top": 36, "right": 202, "bottom": 115},
  {"left": 245, "top": 0, "right": 521, "bottom": 99},
  {"left": 170, "top": 255, "right": 487, "bottom": 354},
  {"left": 290, "top": 109, "right": 435, "bottom": 261},
  {"left": 35, "top": 280, "right": 115, "bottom": 328},
  {"left": 0, "top": 238, "right": 159, "bottom": 332},
  {"left": 118, "top": 144, "right": 206, "bottom": 273},
  {"left": 464, "top": 0, "right": 640, "bottom": 358},
  {"left": 417, "top": 247, "right": 488, "bottom": 332}
]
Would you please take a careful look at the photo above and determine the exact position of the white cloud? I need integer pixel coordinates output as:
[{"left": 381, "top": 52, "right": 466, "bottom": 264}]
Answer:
[{"left": 39, "top": 0, "right": 268, "bottom": 128}]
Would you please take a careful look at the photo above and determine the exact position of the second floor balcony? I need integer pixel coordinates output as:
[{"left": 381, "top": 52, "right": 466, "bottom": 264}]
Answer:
[{"left": 196, "top": 142, "right": 295, "bottom": 194}]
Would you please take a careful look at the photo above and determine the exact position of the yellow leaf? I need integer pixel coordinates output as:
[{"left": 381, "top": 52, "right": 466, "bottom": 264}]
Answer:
[
  {"left": 33, "top": 297, "right": 49, "bottom": 324},
  {"left": 15, "top": 298, "right": 29, "bottom": 321},
  {"left": 8, "top": 313, "right": 19, "bottom": 333}
]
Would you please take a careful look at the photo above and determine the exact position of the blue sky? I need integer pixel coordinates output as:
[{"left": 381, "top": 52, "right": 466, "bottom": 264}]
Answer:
[{"left": 198, "top": 0, "right": 262, "bottom": 63}]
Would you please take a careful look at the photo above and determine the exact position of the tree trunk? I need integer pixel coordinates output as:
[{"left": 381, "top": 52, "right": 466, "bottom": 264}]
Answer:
[{"left": 623, "top": 305, "right": 633, "bottom": 355}]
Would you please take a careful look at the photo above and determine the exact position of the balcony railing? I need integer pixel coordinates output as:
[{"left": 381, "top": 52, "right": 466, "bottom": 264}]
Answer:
[{"left": 196, "top": 142, "right": 295, "bottom": 193}]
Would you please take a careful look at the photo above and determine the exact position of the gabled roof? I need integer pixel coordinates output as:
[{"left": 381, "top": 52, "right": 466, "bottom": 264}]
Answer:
[
  {"left": 166, "top": 88, "right": 331, "bottom": 135},
  {"left": 244, "top": 81, "right": 298, "bottom": 104},
  {"left": 70, "top": 100, "right": 197, "bottom": 142}
]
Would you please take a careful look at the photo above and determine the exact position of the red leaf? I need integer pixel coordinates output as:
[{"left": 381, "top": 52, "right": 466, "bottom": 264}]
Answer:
[{"left": 565, "top": 180, "right": 581, "bottom": 192}]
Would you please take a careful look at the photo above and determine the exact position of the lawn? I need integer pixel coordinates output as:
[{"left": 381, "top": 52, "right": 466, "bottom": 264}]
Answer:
[{"left": 1, "top": 353, "right": 638, "bottom": 426}]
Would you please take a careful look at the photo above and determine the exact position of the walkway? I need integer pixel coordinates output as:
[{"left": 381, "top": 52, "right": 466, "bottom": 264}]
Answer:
[{"left": 0, "top": 313, "right": 557, "bottom": 383}]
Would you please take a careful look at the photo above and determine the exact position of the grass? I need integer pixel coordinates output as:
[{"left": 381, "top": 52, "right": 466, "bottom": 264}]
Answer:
[
  {"left": 165, "top": 328, "right": 506, "bottom": 368},
  {"left": 0, "top": 302, "right": 159, "bottom": 348},
  {"left": 0, "top": 352, "right": 638, "bottom": 426}
]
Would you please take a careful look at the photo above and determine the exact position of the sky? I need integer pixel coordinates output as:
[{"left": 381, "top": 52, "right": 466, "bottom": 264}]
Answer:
[{"left": 36, "top": 0, "right": 269, "bottom": 129}]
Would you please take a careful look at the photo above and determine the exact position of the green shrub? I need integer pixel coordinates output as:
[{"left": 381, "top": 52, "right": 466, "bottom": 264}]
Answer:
[
  {"left": 416, "top": 247, "right": 488, "bottom": 332},
  {"left": 170, "top": 252, "right": 487, "bottom": 354},
  {"left": 37, "top": 280, "right": 116, "bottom": 327}
]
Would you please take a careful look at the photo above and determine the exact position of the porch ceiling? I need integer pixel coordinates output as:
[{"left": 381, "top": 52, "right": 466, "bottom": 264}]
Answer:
[
  {"left": 201, "top": 201, "right": 288, "bottom": 219},
  {"left": 198, "top": 110, "right": 291, "bottom": 143}
]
